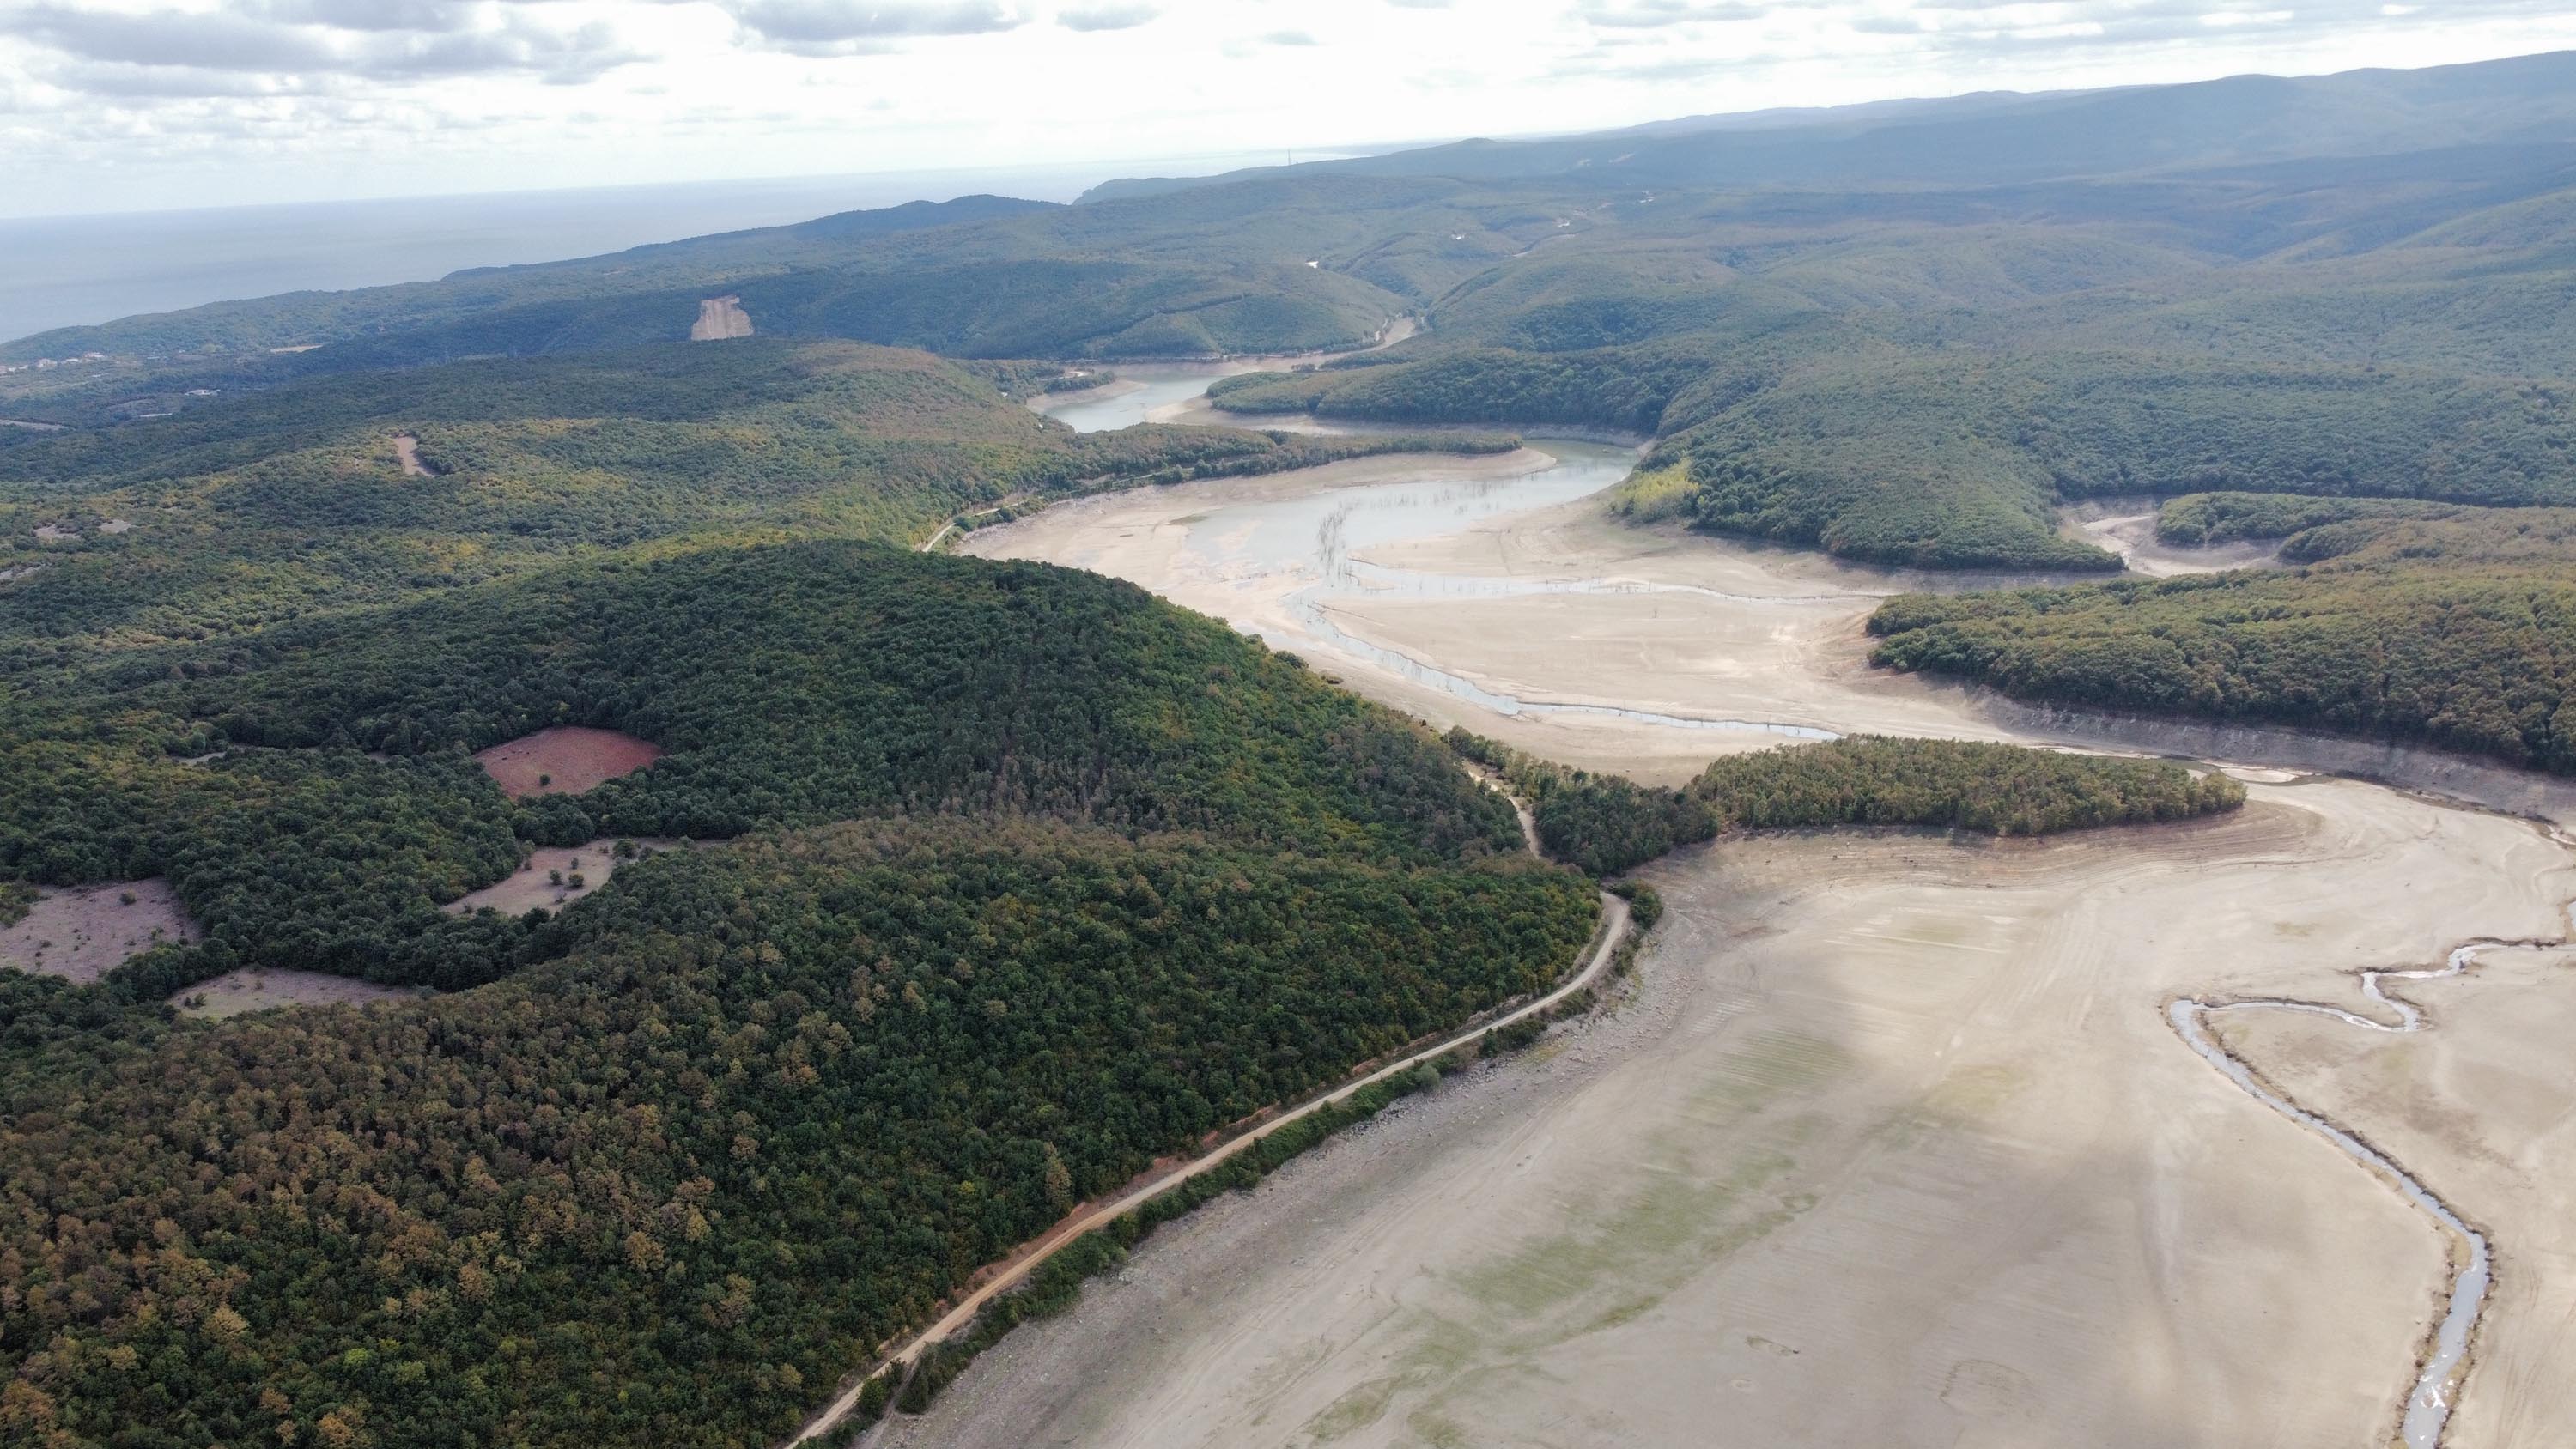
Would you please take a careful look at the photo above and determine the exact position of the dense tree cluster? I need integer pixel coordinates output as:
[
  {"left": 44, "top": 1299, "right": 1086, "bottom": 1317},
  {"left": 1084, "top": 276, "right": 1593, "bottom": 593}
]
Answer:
[
  {"left": 2151, "top": 491, "right": 2465, "bottom": 548},
  {"left": 1692, "top": 736, "right": 2244, "bottom": 836},
  {"left": 0, "top": 527, "right": 1600, "bottom": 1447},
  {"left": 1206, "top": 340, "right": 1719, "bottom": 435},
  {"left": 1870, "top": 559, "right": 2576, "bottom": 773},
  {"left": 0, "top": 819, "right": 1594, "bottom": 1449},
  {"left": 2154, "top": 491, "right": 2576, "bottom": 567},
  {"left": 1208, "top": 320, "right": 2576, "bottom": 572},
  {"left": 3, "top": 541, "right": 1528, "bottom": 1003},
  {"left": 7, "top": 76, "right": 2573, "bottom": 1445},
  {"left": 1446, "top": 730, "right": 1716, "bottom": 875},
  {"left": 1450, "top": 729, "right": 2240, "bottom": 876}
]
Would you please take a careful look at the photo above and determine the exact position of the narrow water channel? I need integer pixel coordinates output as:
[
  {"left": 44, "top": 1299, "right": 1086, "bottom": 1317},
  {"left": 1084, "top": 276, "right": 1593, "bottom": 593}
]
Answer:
[
  {"left": 1041, "top": 371, "right": 1839, "bottom": 738},
  {"left": 2166, "top": 937, "right": 2505, "bottom": 1449},
  {"left": 1038, "top": 365, "right": 1267, "bottom": 433}
]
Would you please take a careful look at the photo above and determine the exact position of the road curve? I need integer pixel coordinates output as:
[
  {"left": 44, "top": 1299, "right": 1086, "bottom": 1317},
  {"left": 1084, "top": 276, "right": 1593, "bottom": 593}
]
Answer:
[{"left": 794, "top": 879, "right": 1627, "bottom": 1446}]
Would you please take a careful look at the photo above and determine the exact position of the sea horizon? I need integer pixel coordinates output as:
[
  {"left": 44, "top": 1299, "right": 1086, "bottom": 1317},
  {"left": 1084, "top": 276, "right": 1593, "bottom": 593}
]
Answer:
[{"left": 0, "top": 149, "right": 1335, "bottom": 347}]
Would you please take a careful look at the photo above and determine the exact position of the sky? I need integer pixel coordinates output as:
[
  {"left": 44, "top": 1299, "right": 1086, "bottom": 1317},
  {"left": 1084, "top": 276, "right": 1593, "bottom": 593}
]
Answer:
[{"left": 3, "top": 0, "right": 2574, "bottom": 218}]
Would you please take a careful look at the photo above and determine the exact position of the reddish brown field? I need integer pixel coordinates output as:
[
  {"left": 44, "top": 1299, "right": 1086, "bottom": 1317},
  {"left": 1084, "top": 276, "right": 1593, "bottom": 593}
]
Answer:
[{"left": 471, "top": 726, "right": 664, "bottom": 799}]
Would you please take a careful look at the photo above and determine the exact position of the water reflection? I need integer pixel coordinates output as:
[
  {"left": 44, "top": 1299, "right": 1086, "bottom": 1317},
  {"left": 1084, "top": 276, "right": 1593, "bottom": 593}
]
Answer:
[{"left": 1038, "top": 367, "right": 1251, "bottom": 433}]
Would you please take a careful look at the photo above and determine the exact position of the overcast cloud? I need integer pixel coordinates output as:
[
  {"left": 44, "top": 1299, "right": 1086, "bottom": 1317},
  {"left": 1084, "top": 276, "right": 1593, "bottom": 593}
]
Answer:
[{"left": 2, "top": 0, "right": 2571, "bottom": 215}]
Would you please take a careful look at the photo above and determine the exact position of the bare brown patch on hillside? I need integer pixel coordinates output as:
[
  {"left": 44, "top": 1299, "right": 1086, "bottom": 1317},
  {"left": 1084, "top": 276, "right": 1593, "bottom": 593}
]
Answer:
[
  {"left": 691, "top": 295, "right": 754, "bottom": 341},
  {"left": 0, "top": 880, "right": 199, "bottom": 983},
  {"left": 445, "top": 838, "right": 677, "bottom": 917},
  {"left": 392, "top": 433, "right": 433, "bottom": 477},
  {"left": 176, "top": 969, "right": 418, "bottom": 1018},
  {"left": 472, "top": 726, "right": 664, "bottom": 799}
]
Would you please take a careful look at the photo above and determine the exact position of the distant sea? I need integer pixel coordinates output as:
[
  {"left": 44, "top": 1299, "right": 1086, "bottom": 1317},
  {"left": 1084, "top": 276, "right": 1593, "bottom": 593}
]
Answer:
[{"left": 0, "top": 152, "right": 1321, "bottom": 347}]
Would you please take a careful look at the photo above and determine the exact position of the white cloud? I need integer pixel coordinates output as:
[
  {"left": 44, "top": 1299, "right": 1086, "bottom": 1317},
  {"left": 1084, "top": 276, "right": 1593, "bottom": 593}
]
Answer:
[
  {"left": 1, "top": 0, "right": 2572, "bottom": 216},
  {"left": 718, "top": 0, "right": 1022, "bottom": 54},
  {"left": 1058, "top": 3, "right": 1156, "bottom": 31}
]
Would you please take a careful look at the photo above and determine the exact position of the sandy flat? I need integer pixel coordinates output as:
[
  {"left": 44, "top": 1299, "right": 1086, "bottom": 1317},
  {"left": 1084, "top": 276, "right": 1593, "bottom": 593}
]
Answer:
[
  {"left": 897, "top": 784, "right": 2570, "bottom": 1448},
  {"left": 175, "top": 968, "right": 419, "bottom": 1018},
  {"left": 964, "top": 464, "right": 1994, "bottom": 785},
  {"left": 445, "top": 838, "right": 670, "bottom": 917},
  {"left": 0, "top": 879, "right": 198, "bottom": 982},
  {"left": 471, "top": 726, "right": 664, "bottom": 798},
  {"left": 2215, "top": 941, "right": 2576, "bottom": 1449},
  {"left": 2060, "top": 500, "right": 2282, "bottom": 578},
  {"left": 935, "top": 445, "right": 2576, "bottom": 1446}
]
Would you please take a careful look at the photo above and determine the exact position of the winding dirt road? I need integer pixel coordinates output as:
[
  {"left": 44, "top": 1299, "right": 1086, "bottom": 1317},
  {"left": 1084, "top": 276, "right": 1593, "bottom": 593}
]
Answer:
[{"left": 792, "top": 829, "right": 1629, "bottom": 1447}]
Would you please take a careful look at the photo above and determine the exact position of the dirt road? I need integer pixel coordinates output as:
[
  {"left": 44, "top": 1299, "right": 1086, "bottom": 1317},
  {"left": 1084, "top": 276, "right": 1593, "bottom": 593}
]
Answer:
[{"left": 793, "top": 882, "right": 1631, "bottom": 1447}]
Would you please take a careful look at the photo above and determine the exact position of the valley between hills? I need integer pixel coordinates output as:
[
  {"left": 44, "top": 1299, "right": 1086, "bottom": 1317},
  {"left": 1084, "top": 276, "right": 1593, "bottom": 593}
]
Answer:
[{"left": 9, "top": 50, "right": 2576, "bottom": 1449}]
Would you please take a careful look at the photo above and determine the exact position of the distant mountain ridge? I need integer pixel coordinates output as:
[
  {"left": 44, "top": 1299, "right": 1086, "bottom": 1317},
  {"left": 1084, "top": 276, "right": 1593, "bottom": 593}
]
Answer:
[
  {"left": 443, "top": 193, "right": 1060, "bottom": 281},
  {"left": 1080, "top": 50, "right": 2576, "bottom": 201},
  {"left": 6, "top": 48, "right": 2573, "bottom": 431}
]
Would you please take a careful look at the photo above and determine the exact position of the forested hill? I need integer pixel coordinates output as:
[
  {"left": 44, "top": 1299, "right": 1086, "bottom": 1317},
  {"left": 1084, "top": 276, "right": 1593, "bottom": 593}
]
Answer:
[
  {"left": 1088, "top": 52, "right": 2576, "bottom": 197},
  {"left": 0, "top": 175, "right": 1466, "bottom": 379},
  {"left": 0, "top": 337, "right": 1507, "bottom": 665},
  {"left": 1868, "top": 498, "right": 2576, "bottom": 776},
  {"left": 0, "top": 537, "right": 1601, "bottom": 1448},
  {"left": 13, "top": 59, "right": 2576, "bottom": 582}
]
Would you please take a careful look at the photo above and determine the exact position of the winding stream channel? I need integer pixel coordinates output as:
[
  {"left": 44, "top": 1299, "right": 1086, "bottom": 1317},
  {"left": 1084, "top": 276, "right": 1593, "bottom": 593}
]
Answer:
[
  {"left": 996, "top": 364, "right": 2558, "bottom": 1447},
  {"left": 2168, "top": 944, "right": 2510, "bottom": 1449}
]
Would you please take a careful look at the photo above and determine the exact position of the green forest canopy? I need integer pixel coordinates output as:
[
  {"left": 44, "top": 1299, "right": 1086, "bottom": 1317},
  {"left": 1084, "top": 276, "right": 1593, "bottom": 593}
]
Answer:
[
  {"left": 1451, "top": 730, "right": 2245, "bottom": 876},
  {"left": 0, "top": 539, "right": 1600, "bottom": 1449},
  {"left": 15, "top": 55, "right": 2575, "bottom": 578},
  {"left": 0, "top": 339, "right": 1504, "bottom": 668},
  {"left": 1868, "top": 554, "right": 2576, "bottom": 776}
]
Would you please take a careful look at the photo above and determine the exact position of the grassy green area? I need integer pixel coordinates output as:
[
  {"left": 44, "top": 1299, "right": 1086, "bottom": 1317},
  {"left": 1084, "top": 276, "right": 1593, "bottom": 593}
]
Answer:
[
  {"left": 3, "top": 59, "right": 2570, "bottom": 1446},
  {"left": 1601, "top": 461, "right": 1695, "bottom": 524}
]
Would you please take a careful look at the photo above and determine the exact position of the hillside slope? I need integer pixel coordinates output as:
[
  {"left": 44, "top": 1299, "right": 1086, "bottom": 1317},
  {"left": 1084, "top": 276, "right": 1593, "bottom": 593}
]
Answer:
[{"left": 0, "top": 538, "right": 1599, "bottom": 1449}]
